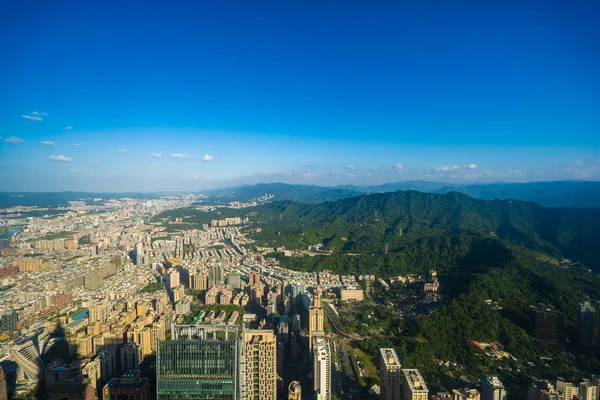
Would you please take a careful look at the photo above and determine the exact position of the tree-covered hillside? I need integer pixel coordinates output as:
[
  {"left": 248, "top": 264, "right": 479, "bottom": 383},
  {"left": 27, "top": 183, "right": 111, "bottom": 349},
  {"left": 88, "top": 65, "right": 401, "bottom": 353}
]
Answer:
[{"left": 246, "top": 191, "right": 600, "bottom": 269}]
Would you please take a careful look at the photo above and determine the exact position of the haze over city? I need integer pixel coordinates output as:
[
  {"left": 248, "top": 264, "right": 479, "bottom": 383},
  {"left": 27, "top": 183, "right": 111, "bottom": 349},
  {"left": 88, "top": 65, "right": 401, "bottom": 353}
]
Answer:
[{"left": 1, "top": 1, "right": 599, "bottom": 191}]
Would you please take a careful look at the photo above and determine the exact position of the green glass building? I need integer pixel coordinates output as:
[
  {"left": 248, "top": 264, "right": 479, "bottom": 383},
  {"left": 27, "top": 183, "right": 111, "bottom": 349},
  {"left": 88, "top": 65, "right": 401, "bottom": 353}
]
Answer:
[{"left": 157, "top": 325, "right": 241, "bottom": 400}]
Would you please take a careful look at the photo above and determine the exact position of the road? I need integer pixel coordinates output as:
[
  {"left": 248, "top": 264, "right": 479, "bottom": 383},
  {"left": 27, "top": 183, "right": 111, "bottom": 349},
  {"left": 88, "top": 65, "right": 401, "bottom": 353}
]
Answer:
[{"left": 326, "top": 307, "right": 364, "bottom": 400}]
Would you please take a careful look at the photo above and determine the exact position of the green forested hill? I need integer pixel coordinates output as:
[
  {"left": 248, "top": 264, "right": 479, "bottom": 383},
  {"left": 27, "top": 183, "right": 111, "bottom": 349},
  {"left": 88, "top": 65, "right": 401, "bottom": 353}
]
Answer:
[{"left": 246, "top": 190, "right": 600, "bottom": 269}]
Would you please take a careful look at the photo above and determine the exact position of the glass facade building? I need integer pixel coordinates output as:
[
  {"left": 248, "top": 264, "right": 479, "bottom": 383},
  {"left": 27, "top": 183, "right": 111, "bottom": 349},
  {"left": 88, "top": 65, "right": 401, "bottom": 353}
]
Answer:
[{"left": 157, "top": 325, "right": 241, "bottom": 400}]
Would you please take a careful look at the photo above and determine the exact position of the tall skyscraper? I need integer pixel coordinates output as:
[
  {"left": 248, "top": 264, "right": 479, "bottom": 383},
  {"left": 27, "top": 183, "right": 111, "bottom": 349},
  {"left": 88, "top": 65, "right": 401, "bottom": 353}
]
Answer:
[
  {"left": 481, "top": 376, "right": 507, "bottom": 400},
  {"left": 380, "top": 348, "right": 402, "bottom": 400},
  {"left": 157, "top": 325, "right": 241, "bottom": 400},
  {"left": 244, "top": 329, "right": 277, "bottom": 400},
  {"left": 403, "top": 369, "right": 429, "bottom": 400},
  {"left": 578, "top": 302, "right": 596, "bottom": 350},
  {"left": 309, "top": 290, "right": 325, "bottom": 349},
  {"left": 313, "top": 338, "right": 331, "bottom": 400},
  {"left": 288, "top": 380, "right": 301, "bottom": 400}
]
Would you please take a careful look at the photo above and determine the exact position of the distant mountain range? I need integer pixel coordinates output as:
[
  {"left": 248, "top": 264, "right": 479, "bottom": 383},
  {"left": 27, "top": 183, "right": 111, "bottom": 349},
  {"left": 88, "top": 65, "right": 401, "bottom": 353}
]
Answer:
[{"left": 203, "top": 180, "right": 600, "bottom": 208}]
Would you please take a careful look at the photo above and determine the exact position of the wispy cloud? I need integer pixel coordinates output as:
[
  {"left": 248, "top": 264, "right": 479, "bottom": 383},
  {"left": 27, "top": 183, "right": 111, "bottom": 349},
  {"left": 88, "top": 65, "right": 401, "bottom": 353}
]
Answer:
[
  {"left": 467, "top": 164, "right": 477, "bottom": 169},
  {"left": 393, "top": 162, "right": 404, "bottom": 170},
  {"left": 202, "top": 154, "right": 214, "bottom": 162},
  {"left": 72, "top": 143, "right": 82, "bottom": 147},
  {"left": 4, "top": 136, "right": 23, "bottom": 144},
  {"left": 21, "top": 114, "right": 44, "bottom": 121},
  {"left": 41, "top": 140, "right": 56, "bottom": 147},
  {"left": 172, "top": 153, "right": 189, "bottom": 159},
  {"left": 116, "top": 149, "right": 128, "bottom": 154},
  {"left": 149, "top": 153, "right": 163, "bottom": 159},
  {"left": 92, "top": 160, "right": 103, "bottom": 165},
  {"left": 343, "top": 165, "right": 354, "bottom": 170},
  {"left": 48, "top": 155, "right": 72, "bottom": 162},
  {"left": 65, "top": 126, "right": 73, "bottom": 130}
]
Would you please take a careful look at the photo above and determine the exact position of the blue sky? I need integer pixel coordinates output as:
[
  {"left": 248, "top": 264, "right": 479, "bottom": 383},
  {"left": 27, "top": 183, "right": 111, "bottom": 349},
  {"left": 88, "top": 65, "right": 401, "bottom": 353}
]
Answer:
[{"left": 1, "top": 1, "right": 599, "bottom": 191}]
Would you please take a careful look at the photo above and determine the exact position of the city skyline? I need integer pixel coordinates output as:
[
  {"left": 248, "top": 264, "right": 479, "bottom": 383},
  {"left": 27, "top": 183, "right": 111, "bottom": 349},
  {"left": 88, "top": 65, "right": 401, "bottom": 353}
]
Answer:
[{"left": 1, "top": 2, "right": 599, "bottom": 191}]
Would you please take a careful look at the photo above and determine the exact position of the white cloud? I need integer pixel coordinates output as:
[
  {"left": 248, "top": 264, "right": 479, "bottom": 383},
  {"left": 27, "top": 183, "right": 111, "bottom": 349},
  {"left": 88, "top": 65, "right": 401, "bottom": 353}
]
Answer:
[
  {"left": 343, "top": 165, "right": 354, "bottom": 170},
  {"left": 92, "top": 160, "right": 103, "bottom": 165},
  {"left": 393, "top": 162, "right": 404, "bottom": 169},
  {"left": 41, "top": 140, "right": 56, "bottom": 147},
  {"left": 149, "top": 153, "right": 163, "bottom": 159},
  {"left": 32, "top": 111, "right": 41, "bottom": 116},
  {"left": 116, "top": 149, "right": 128, "bottom": 154},
  {"left": 468, "top": 164, "right": 477, "bottom": 170},
  {"left": 171, "top": 153, "right": 189, "bottom": 159},
  {"left": 72, "top": 143, "right": 82, "bottom": 146},
  {"left": 65, "top": 126, "right": 73, "bottom": 130},
  {"left": 41, "top": 112, "right": 48, "bottom": 116},
  {"left": 21, "top": 114, "right": 43, "bottom": 121},
  {"left": 48, "top": 155, "right": 72, "bottom": 162},
  {"left": 435, "top": 165, "right": 461, "bottom": 172},
  {"left": 4, "top": 136, "right": 23, "bottom": 144},
  {"left": 202, "top": 154, "right": 214, "bottom": 162}
]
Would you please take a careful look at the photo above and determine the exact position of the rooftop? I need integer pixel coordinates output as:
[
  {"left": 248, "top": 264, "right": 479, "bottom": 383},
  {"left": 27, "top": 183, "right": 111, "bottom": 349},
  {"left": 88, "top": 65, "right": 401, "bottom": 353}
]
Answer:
[
  {"left": 403, "top": 369, "right": 428, "bottom": 392},
  {"left": 380, "top": 348, "right": 401, "bottom": 368}
]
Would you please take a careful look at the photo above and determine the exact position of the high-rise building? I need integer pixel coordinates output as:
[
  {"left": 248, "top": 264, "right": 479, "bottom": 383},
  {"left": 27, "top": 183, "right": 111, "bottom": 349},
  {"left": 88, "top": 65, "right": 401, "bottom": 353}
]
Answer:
[
  {"left": 556, "top": 378, "right": 579, "bottom": 400},
  {"left": 209, "top": 264, "right": 224, "bottom": 287},
  {"left": 0, "top": 365, "right": 7, "bottom": 400},
  {"left": 288, "top": 380, "right": 301, "bottom": 400},
  {"left": 191, "top": 271, "right": 208, "bottom": 291},
  {"left": 403, "top": 369, "right": 429, "bottom": 400},
  {"left": 579, "top": 380, "right": 597, "bottom": 400},
  {"left": 249, "top": 271, "right": 261, "bottom": 286},
  {"left": 172, "top": 285, "right": 185, "bottom": 303},
  {"left": 244, "top": 329, "right": 277, "bottom": 400},
  {"left": 530, "top": 305, "right": 566, "bottom": 347},
  {"left": 135, "top": 243, "right": 144, "bottom": 266},
  {"left": 120, "top": 342, "right": 142, "bottom": 371},
  {"left": 528, "top": 379, "right": 557, "bottom": 400},
  {"left": 102, "top": 369, "right": 149, "bottom": 400},
  {"left": 380, "top": 348, "right": 402, "bottom": 400},
  {"left": 165, "top": 270, "right": 180, "bottom": 291},
  {"left": 0, "top": 310, "right": 18, "bottom": 332},
  {"left": 309, "top": 290, "right": 325, "bottom": 349},
  {"left": 452, "top": 389, "right": 480, "bottom": 400},
  {"left": 313, "top": 338, "right": 331, "bottom": 400},
  {"left": 578, "top": 302, "right": 595, "bottom": 350},
  {"left": 157, "top": 325, "right": 241, "bottom": 400},
  {"left": 227, "top": 273, "right": 242, "bottom": 289},
  {"left": 128, "top": 326, "right": 153, "bottom": 356},
  {"left": 278, "top": 315, "right": 289, "bottom": 347},
  {"left": 481, "top": 376, "right": 507, "bottom": 400}
]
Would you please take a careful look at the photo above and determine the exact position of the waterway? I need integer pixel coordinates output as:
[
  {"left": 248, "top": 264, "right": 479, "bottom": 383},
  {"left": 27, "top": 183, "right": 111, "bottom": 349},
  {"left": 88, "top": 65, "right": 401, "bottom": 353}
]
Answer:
[{"left": 0, "top": 225, "right": 23, "bottom": 239}]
